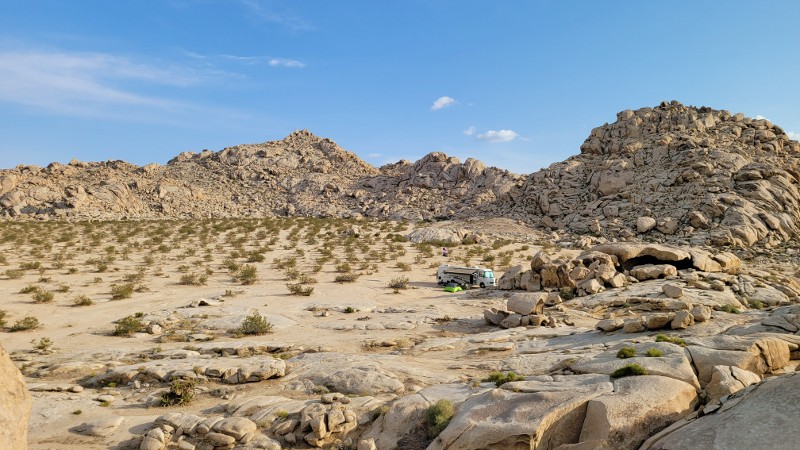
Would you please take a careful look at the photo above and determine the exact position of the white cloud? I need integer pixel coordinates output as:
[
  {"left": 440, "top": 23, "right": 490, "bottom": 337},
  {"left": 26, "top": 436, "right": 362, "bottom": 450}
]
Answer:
[
  {"left": 366, "top": 153, "right": 382, "bottom": 159},
  {"left": 788, "top": 131, "right": 800, "bottom": 141},
  {"left": 431, "top": 96, "right": 456, "bottom": 111},
  {"left": 476, "top": 129, "right": 519, "bottom": 143},
  {"left": 238, "top": 0, "right": 311, "bottom": 31},
  {"left": 268, "top": 58, "right": 305, "bottom": 68},
  {"left": 463, "top": 126, "right": 475, "bottom": 136},
  {"left": 755, "top": 114, "right": 770, "bottom": 121}
]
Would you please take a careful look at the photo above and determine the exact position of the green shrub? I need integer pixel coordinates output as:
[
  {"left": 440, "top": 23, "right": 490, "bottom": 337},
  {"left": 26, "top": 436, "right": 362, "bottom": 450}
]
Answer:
[
  {"left": 179, "top": 273, "right": 208, "bottom": 286},
  {"left": 73, "top": 295, "right": 93, "bottom": 306},
  {"left": 113, "top": 316, "right": 145, "bottom": 336},
  {"left": 655, "top": 334, "right": 686, "bottom": 347},
  {"left": 0, "top": 310, "right": 6, "bottom": 328},
  {"left": 334, "top": 273, "right": 359, "bottom": 283},
  {"left": 297, "top": 273, "right": 317, "bottom": 284},
  {"left": 388, "top": 276, "right": 409, "bottom": 290},
  {"left": 616, "top": 346, "right": 637, "bottom": 359},
  {"left": 749, "top": 300, "right": 765, "bottom": 310},
  {"left": 159, "top": 379, "right": 197, "bottom": 407},
  {"left": 483, "top": 371, "right": 524, "bottom": 387},
  {"left": 286, "top": 283, "right": 314, "bottom": 296},
  {"left": 10, "top": 316, "right": 40, "bottom": 332},
  {"left": 238, "top": 311, "right": 273, "bottom": 335},
  {"left": 19, "top": 285, "right": 40, "bottom": 294},
  {"left": 20, "top": 261, "right": 41, "bottom": 270},
  {"left": 559, "top": 287, "right": 575, "bottom": 300},
  {"left": 720, "top": 304, "right": 740, "bottom": 314},
  {"left": 335, "top": 262, "right": 352, "bottom": 273},
  {"left": 344, "top": 306, "right": 357, "bottom": 314},
  {"left": 111, "top": 283, "right": 135, "bottom": 300},
  {"left": 645, "top": 348, "right": 663, "bottom": 357},
  {"left": 396, "top": 262, "right": 411, "bottom": 271},
  {"left": 5, "top": 269, "right": 24, "bottom": 279},
  {"left": 31, "top": 337, "right": 54, "bottom": 352},
  {"left": 32, "top": 290, "right": 55, "bottom": 303},
  {"left": 611, "top": 364, "right": 648, "bottom": 378},
  {"left": 236, "top": 265, "right": 258, "bottom": 285},
  {"left": 426, "top": 399, "right": 455, "bottom": 438}
]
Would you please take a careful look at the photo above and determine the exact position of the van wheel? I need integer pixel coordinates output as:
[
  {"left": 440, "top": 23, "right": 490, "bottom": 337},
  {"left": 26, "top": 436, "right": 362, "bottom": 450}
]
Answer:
[{"left": 480, "top": 282, "right": 486, "bottom": 288}]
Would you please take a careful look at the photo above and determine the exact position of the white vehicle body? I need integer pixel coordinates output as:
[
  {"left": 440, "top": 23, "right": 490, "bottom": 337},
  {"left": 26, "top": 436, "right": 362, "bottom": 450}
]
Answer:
[{"left": 437, "top": 265, "right": 496, "bottom": 288}]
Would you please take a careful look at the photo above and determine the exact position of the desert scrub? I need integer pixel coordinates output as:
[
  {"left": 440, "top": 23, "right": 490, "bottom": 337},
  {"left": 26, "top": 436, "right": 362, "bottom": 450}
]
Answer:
[
  {"left": 237, "top": 311, "right": 273, "bottom": 335},
  {"left": 483, "top": 371, "right": 524, "bottom": 387},
  {"left": 720, "top": 304, "right": 740, "bottom": 314},
  {"left": 286, "top": 283, "right": 314, "bottom": 296},
  {"left": 645, "top": 348, "right": 663, "bottom": 357},
  {"left": 611, "top": 364, "right": 648, "bottom": 378},
  {"left": 113, "top": 316, "right": 145, "bottom": 336},
  {"left": 5, "top": 269, "right": 24, "bottom": 279},
  {"left": 73, "top": 295, "right": 93, "bottom": 306},
  {"left": 616, "top": 346, "right": 637, "bottom": 359},
  {"left": 179, "top": 272, "right": 208, "bottom": 286},
  {"left": 10, "top": 316, "right": 40, "bottom": 332},
  {"left": 388, "top": 276, "right": 409, "bottom": 290},
  {"left": 655, "top": 334, "right": 686, "bottom": 347},
  {"left": 32, "top": 289, "right": 55, "bottom": 303},
  {"left": 236, "top": 265, "right": 258, "bottom": 285},
  {"left": 31, "top": 337, "right": 55, "bottom": 352},
  {"left": 159, "top": 379, "right": 197, "bottom": 407},
  {"left": 19, "top": 285, "right": 40, "bottom": 294},
  {"left": 110, "top": 283, "right": 135, "bottom": 300},
  {"left": 749, "top": 299, "right": 765, "bottom": 310},
  {"left": 0, "top": 310, "right": 6, "bottom": 328},
  {"left": 334, "top": 273, "right": 359, "bottom": 283},
  {"left": 426, "top": 399, "right": 455, "bottom": 438},
  {"left": 344, "top": 306, "right": 357, "bottom": 314},
  {"left": 396, "top": 262, "right": 411, "bottom": 272}
]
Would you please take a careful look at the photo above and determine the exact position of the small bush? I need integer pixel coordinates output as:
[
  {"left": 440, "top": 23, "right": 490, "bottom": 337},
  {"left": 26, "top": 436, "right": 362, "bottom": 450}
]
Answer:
[
  {"left": 286, "top": 283, "right": 314, "bottom": 296},
  {"left": 396, "top": 262, "right": 411, "bottom": 271},
  {"left": 73, "top": 295, "right": 93, "bottom": 306},
  {"left": 720, "top": 304, "right": 740, "bottom": 314},
  {"left": 388, "top": 276, "right": 409, "bottom": 290},
  {"left": 749, "top": 299, "right": 765, "bottom": 310},
  {"left": 110, "top": 283, "right": 135, "bottom": 300},
  {"left": 238, "top": 311, "right": 273, "bottom": 335},
  {"left": 483, "top": 371, "right": 524, "bottom": 387},
  {"left": 645, "top": 348, "right": 663, "bottom": 357},
  {"left": 616, "top": 346, "right": 637, "bottom": 359},
  {"left": 0, "top": 310, "right": 6, "bottom": 328},
  {"left": 56, "top": 284, "right": 70, "bottom": 293},
  {"left": 5, "top": 269, "right": 24, "bottom": 279},
  {"left": 426, "top": 399, "right": 455, "bottom": 438},
  {"left": 236, "top": 265, "right": 258, "bottom": 285},
  {"left": 344, "top": 306, "right": 357, "bottom": 314},
  {"left": 31, "top": 337, "right": 54, "bottom": 352},
  {"left": 655, "top": 334, "right": 686, "bottom": 347},
  {"left": 335, "top": 262, "right": 352, "bottom": 273},
  {"left": 113, "top": 316, "right": 145, "bottom": 336},
  {"left": 19, "top": 285, "right": 40, "bottom": 294},
  {"left": 20, "top": 261, "right": 42, "bottom": 270},
  {"left": 179, "top": 273, "right": 208, "bottom": 286},
  {"left": 159, "top": 379, "right": 197, "bottom": 407},
  {"left": 10, "top": 316, "right": 40, "bottom": 332},
  {"left": 32, "top": 290, "right": 55, "bottom": 303},
  {"left": 611, "top": 363, "right": 648, "bottom": 378},
  {"left": 334, "top": 273, "right": 359, "bottom": 283}
]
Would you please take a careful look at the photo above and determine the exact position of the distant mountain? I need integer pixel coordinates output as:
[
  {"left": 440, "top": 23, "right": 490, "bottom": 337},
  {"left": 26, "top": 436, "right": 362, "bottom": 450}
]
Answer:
[{"left": 2, "top": 101, "right": 799, "bottom": 249}]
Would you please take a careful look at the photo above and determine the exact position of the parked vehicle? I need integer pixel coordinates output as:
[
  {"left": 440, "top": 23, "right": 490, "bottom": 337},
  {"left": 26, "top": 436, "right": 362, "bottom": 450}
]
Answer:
[{"left": 436, "top": 265, "right": 496, "bottom": 288}]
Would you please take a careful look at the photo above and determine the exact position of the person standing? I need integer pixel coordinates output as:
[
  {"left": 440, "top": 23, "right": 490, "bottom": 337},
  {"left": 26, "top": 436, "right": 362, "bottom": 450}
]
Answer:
[{"left": 442, "top": 247, "right": 449, "bottom": 257}]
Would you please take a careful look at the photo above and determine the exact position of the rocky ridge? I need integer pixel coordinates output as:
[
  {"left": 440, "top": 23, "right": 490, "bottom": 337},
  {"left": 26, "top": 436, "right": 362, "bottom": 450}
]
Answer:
[
  {"left": 3, "top": 101, "right": 800, "bottom": 250},
  {"left": 493, "top": 100, "right": 800, "bottom": 248},
  {"left": 0, "top": 130, "right": 520, "bottom": 222}
]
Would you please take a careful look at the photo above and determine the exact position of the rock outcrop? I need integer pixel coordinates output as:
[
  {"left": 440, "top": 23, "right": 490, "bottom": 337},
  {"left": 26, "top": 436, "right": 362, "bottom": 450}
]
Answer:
[
  {"left": 1, "top": 342, "right": 30, "bottom": 449},
  {"left": 492, "top": 101, "right": 800, "bottom": 248}
]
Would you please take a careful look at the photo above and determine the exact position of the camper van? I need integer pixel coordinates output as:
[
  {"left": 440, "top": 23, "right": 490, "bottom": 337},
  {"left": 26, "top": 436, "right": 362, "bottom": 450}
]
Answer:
[{"left": 437, "top": 265, "right": 496, "bottom": 288}]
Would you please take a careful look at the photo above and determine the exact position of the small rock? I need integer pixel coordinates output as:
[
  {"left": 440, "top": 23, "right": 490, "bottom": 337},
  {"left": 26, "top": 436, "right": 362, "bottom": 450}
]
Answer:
[{"left": 663, "top": 283, "right": 684, "bottom": 299}]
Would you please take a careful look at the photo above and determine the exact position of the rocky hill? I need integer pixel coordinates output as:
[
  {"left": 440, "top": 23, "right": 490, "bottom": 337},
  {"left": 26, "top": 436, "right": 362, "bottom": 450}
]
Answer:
[
  {"left": 0, "top": 130, "right": 520, "bottom": 222},
  {"left": 491, "top": 101, "right": 800, "bottom": 248},
  {"left": 2, "top": 101, "right": 800, "bottom": 250}
]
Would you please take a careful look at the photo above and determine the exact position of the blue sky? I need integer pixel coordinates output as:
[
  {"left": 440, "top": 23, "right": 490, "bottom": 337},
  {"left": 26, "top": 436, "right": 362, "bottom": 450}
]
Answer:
[{"left": 0, "top": 1, "right": 798, "bottom": 173}]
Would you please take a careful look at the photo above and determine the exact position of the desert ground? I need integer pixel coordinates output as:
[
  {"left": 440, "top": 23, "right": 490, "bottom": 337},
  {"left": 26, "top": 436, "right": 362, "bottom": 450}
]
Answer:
[{"left": 1, "top": 216, "right": 799, "bottom": 450}]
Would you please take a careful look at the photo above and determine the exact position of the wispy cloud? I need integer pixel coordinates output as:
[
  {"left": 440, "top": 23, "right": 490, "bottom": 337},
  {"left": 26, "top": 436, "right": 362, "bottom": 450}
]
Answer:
[
  {"left": 463, "top": 126, "right": 475, "bottom": 136},
  {"left": 239, "top": 0, "right": 311, "bottom": 31},
  {"left": 755, "top": 114, "right": 770, "bottom": 121},
  {"left": 0, "top": 49, "right": 215, "bottom": 120},
  {"left": 431, "top": 96, "right": 456, "bottom": 111},
  {"left": 788, "top": 131, "right": 799, "bottom": 141},
  {"left": 475, "top": 129, "right": 519, "bottom": 143},
  {"left": 269, "top": 58, "right": 305, "bottom": 68}
]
